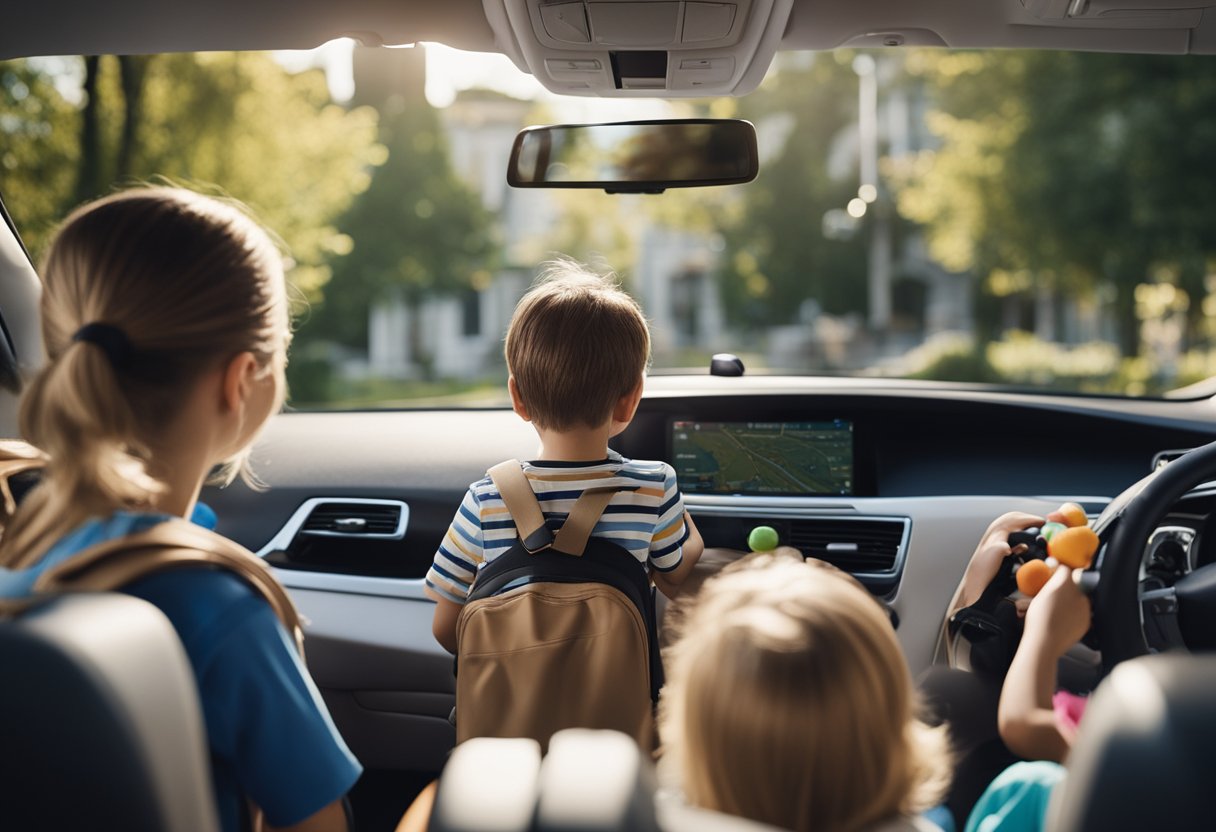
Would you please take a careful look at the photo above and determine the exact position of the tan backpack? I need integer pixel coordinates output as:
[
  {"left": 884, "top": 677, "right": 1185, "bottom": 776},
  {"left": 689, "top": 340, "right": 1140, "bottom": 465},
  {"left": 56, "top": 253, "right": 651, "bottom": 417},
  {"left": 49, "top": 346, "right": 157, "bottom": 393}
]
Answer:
[{"left": 454, "top": 460, "right": 661, "bottom": 751}]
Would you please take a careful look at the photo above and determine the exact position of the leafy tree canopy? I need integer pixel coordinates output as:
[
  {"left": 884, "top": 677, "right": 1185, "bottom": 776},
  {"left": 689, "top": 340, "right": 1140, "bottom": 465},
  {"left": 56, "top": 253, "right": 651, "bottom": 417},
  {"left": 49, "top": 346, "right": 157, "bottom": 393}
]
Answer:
[
  {"left": 1, "top": 53, "right": 384, "bottom": 304},
  {"left": 719, "top": 54, "right": 870, "bottom": 329},
  {"left": 895, "top": 50, "right": 1216, "bottom": 352}
]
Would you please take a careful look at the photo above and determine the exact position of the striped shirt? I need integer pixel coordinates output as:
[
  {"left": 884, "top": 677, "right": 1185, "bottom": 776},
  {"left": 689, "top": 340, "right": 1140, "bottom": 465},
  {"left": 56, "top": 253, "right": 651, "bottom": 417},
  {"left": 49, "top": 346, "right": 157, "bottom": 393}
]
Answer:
[{"left": 425, "top": 450, "right": 689, "bottom": 605}]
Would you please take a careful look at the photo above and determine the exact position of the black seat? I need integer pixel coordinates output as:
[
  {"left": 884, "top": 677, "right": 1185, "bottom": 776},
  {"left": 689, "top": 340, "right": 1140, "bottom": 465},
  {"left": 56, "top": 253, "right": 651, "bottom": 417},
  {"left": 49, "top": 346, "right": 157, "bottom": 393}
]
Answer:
[
  {"left": 1048, "top": 653, "right": 1216, "bottom": 832},
  {"left": 0, "top": 592, "right": 219, "bottom": 832}
]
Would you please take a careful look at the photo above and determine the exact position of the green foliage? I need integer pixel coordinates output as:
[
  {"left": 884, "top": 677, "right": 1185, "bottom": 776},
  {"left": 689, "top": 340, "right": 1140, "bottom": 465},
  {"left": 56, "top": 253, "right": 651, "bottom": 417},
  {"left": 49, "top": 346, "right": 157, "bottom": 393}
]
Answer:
[
  {"left": 0, "top": 54, "right": 384, "bottom": 304},
  {"left": 720, "top": 54, "right": 869, "bottom": 328},
  {"left": 316, "top": 91, "right": 495, "bottom": 349},
  {"left": 896, "top": 50, "right": 1216, "bottom": 356},
  {"left": 292, "top": 376, "right": 503, "bottom": 409},
  {"left": 899, "top": 330, "right": 1211, "bottom": 396},
  {"left": 286, "top": 354, "right": 336, "bottom": 404},
  {"left": 901, "top": 333, "right": 1004, "bottom": 384},
  {"left": 0, "top": 62, "right": 79, "bottom": 255},
  {"left": 122, "top": 53, "right": 384, "bottom": 301}
]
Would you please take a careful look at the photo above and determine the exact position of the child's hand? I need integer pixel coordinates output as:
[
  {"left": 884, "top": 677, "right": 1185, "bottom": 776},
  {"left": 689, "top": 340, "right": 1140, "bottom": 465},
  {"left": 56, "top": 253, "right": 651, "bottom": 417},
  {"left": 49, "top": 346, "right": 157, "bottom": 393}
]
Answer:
[
  {"left": 1023, "top": 565, "right": 1092, "bottom": 660},
  {"left": 958, "top": 512, "right": 1044, "bottom": 610}
]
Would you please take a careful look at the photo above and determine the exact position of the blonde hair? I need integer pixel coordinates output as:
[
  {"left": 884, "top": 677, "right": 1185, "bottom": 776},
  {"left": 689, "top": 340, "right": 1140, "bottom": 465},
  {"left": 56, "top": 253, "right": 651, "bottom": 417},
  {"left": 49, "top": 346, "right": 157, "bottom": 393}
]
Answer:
[
  {"left": 660, "top": 557, "right": 951, "bottom": 832},
  {"left": 0, "top": 187, "right": 288, "bottom": 568},
  {"left": 505, "top": 259, "right": 650, "bottom": 431}
]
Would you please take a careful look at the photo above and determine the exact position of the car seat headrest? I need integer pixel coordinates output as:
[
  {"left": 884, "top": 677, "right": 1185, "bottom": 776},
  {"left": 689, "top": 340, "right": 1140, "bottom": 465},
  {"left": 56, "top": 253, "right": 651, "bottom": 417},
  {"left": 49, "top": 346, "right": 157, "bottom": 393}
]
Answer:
[
  {"left": 432, "top": 728, "right": 935, "bottom": 832},
  {"left": 1047, "top": 653, "right": 1216, "bottom": 831},
  {"left": 0, "top": 593, "right": 219, "bottom": 832},
  {"left": 428, "top": 737, "right": 543, "bottom": 832},
  {"left": 535, "top": 729, "right": 661, "bottom": 832}
]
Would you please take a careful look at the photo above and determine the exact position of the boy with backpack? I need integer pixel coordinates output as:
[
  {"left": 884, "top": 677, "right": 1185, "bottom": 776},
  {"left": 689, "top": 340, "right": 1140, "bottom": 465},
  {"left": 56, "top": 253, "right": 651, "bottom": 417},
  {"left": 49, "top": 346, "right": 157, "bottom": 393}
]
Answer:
[{"left": 423, "top": 261, "right": 704, "bottom": 747}]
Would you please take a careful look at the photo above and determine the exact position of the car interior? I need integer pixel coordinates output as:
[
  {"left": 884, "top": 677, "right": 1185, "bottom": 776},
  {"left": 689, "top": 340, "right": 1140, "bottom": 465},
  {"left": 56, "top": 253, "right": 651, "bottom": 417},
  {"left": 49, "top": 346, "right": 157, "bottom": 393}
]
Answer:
[{"left": 6, "top": 0, "right": 1216, "bottom": 830}]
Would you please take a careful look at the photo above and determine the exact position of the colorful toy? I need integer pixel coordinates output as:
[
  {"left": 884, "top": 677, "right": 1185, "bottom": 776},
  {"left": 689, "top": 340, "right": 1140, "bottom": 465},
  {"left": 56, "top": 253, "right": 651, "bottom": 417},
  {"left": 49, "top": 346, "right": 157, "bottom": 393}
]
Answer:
[
  {"left": 1050, "top": 502, "right": 1088, "bottom": 528},
  {"left": 1009, "top": 503, "right": 1101, "bottom": 597},
  {"left": 1049, "top": 526, "right": 1100, "bottom": 569},
  {"left": 1015, "top": 558, "right": 1053, "bottom": 597},
  {"left": 1040, "top": 521, "right": 1067, "bottom": 542},
  {"left": 748, "top": 525, "right": 780, "bottom": 553}
]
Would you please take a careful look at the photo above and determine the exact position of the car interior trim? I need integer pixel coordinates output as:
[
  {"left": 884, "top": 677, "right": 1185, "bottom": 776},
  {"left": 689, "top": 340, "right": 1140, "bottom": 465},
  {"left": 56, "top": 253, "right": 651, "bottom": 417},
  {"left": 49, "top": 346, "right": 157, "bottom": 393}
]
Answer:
[
  {"left": 684, "top": 494, "right": 859, "bottom": 511},
  {"left": 254, "top": 496, "right": 410, "bottom": 556},
  {"left": 687, "top": 507, "right": 912, "bottom": 579},
  {"left": 270, "top": 569, "right": 432, "bottom": 601}
]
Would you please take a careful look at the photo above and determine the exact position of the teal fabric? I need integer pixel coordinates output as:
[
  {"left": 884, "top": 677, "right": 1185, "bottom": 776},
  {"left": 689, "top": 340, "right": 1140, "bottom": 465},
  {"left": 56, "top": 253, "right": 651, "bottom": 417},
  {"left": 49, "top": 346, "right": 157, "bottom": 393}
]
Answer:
[{"left": 965, "top": 761, "right": 1067, "bottom": 832}]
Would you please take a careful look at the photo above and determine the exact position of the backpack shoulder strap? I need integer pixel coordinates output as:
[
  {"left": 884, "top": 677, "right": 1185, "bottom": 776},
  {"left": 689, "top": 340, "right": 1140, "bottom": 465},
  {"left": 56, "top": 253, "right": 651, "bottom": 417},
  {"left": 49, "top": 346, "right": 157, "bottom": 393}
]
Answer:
[
  {"left": 31, "top": 517, "right": 305, "bottom": 656},
  {"left": 487, "top": 460, "right": 619, "bottom": 557},
  {"left": 553, "top": 487, "right": 617, "bottom": 556},
  {"left": 488, "top": 460, "right": 553, "bottom": 553}
]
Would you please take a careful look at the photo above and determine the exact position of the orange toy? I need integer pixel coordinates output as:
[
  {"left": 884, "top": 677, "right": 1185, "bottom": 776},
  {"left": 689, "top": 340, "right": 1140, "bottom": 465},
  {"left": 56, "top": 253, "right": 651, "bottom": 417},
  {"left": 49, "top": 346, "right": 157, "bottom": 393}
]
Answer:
[
  {"left": 1014, "top": 503, "right": 1101, "bottom": 597},
  {"left": 1049, "top": 525, "right": 1100, "bottom": 569},
  {"left": 1049, "top": 502, "right": 1088, "bottom": 528},
  {"left": 1016, "top": 559, "right": 1053, "bottom": 597}
]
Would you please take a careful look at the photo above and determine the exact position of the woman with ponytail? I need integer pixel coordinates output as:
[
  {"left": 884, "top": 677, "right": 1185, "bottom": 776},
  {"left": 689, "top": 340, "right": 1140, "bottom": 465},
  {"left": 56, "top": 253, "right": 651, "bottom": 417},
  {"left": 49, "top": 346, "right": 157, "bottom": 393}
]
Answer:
[{"left": 0, "top": 187, "right": 360, "bottom": 832}]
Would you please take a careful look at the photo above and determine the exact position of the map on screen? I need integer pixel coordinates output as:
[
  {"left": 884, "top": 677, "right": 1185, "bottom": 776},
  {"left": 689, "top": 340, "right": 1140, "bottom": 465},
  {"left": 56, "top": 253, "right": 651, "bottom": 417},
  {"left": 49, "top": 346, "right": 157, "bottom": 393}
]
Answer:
[{"left": 672, "top": 420, "right": 854, "bottom": 496}]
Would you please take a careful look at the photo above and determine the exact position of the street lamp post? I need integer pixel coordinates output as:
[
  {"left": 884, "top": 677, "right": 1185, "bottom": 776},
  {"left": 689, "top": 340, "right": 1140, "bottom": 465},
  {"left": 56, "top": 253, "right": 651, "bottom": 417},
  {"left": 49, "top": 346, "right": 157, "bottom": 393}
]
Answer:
[{"left": 853, "top": 54, "right": 892, "bottom": 336}]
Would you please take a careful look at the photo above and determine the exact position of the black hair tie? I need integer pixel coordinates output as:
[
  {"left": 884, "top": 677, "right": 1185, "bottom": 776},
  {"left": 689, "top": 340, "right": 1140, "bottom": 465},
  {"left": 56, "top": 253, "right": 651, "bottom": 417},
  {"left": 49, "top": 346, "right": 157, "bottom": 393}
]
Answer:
[{"left": 72, "top": 322, "right": 134, "bottom": 369}]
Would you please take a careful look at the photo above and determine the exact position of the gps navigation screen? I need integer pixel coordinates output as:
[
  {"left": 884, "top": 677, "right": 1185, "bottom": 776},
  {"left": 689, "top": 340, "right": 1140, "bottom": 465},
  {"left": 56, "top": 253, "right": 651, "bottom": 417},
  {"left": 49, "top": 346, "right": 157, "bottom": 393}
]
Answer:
[{"left": 672, "top": 420, "right": 854, "bottom": 496}]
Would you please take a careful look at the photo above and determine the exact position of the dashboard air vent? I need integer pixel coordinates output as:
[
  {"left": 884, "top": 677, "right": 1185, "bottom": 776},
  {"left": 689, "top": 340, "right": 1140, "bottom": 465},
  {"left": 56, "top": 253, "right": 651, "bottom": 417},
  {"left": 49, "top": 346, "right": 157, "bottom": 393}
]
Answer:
[
  {"left": 786, "top": 518, "right": 908, "bottom": 575},
  {"left": 301, "top": 502, "right": 404, "bottom": 537}
]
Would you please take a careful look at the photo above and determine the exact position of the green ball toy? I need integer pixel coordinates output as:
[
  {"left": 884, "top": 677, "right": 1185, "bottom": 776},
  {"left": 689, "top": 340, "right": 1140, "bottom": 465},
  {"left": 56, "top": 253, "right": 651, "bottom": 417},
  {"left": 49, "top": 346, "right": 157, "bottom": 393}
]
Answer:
[
  {"left": 748, "top": 525, "right": 780, "bottom": 552},
  {"left": 1041, "top": 521, "right": 1068, "bottom": 542}
]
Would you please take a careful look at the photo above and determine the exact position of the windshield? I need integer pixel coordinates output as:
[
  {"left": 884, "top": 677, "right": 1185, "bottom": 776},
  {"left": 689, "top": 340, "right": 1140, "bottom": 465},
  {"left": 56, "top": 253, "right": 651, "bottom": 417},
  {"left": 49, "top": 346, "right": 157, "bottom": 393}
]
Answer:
[{"left": 3, "top": 45, "right": 1214, "bottom": 406}]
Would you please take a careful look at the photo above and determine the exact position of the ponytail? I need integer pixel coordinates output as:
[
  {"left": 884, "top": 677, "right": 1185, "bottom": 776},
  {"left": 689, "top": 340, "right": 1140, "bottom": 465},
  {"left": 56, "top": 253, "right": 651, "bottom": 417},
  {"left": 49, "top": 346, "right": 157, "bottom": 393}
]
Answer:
[
  {"left": 0, "top": 187, "right": 287, "bottom": 569},
  {"left": 1, "top": 338, "right": 165, "bottom": 570}
]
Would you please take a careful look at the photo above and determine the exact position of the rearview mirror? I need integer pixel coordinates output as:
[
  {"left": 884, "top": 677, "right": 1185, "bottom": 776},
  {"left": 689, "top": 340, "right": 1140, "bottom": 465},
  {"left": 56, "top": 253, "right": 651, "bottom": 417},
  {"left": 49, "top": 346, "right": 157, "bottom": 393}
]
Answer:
[{"left": 507, "top": 119, "right": 758, "bottom": 194}]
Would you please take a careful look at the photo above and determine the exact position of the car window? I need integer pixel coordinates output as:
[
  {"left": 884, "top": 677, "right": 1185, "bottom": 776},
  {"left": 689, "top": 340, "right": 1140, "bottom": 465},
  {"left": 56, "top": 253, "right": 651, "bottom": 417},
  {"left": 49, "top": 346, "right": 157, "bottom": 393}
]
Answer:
[{"left": 3, "top": 44, "right": 1214, "bottom": 407}]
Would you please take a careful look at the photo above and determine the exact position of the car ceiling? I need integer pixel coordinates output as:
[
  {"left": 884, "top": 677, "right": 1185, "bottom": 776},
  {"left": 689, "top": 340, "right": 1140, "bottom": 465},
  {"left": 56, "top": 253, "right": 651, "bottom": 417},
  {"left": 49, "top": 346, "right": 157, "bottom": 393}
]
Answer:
[{"left": 5, "top": 0, "right": 1216, "bottom": 65}]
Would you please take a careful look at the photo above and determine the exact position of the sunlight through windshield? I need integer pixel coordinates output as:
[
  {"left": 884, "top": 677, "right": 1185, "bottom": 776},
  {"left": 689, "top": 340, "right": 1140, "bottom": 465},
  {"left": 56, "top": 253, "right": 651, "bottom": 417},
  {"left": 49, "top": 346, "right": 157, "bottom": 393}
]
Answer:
[{"left": 4, "top": 45, "right": 1214, "bottom": 406}]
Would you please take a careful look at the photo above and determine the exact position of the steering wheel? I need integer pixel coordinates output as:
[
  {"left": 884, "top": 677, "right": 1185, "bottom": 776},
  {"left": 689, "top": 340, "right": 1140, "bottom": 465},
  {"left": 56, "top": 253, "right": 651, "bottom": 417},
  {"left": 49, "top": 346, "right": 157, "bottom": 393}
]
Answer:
[{"left": 1093, "top": 439, "right": 1216, "bottom": 673}]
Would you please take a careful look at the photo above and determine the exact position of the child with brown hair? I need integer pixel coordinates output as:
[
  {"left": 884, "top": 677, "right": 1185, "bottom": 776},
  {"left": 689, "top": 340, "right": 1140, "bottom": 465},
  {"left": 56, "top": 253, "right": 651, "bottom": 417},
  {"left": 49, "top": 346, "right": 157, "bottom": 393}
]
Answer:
[
  {"left": 0, "top": 187, "right": 360, "bottom": 832},
  {"left": 660, "top": 555, "right": 952, "bottom": 832},
  {"left": 425, "top": 260, "right": 704, "bottom": 650}
]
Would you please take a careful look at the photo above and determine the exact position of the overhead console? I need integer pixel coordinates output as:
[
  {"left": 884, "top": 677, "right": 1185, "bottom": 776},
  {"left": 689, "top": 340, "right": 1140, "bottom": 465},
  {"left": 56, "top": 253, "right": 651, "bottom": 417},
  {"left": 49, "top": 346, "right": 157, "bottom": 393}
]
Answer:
[
  {"left": 1021, "top": 0, "right": 1216, "bottom": 31},
  {"left": 482, "top": 0, "right": 794, "bottom": 96}
]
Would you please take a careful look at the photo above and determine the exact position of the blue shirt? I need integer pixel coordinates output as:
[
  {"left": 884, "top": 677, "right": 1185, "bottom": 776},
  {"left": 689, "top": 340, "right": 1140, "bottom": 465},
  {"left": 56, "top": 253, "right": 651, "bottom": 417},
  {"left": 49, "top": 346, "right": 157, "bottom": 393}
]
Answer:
[{"left": 0, "top": 511, "right": 362, "bottom": 831}]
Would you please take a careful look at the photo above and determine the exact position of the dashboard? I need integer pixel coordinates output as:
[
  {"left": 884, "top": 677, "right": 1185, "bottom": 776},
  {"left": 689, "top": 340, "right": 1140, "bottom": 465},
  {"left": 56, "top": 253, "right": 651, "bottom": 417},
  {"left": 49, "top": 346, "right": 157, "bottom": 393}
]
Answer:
[
  {"left": 671, "top": 419, "right": 855, "bottom": 496},
  {"left": 190, "top": 376, "right": 1216, "bottom": 772}
]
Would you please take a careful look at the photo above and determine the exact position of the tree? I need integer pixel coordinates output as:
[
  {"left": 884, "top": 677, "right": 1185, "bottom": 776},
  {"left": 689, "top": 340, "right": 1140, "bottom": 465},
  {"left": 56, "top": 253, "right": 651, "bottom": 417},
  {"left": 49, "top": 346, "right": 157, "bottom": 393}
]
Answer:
[
  {"left": 2, "top": 53, "right": 384, "bottom": 305},
  {"left": 0, "top": 60, "right": 79, "bottom": 255},
  {"left": 314, "top": 48, "right": 494, "bottom": 363},
  {"left": 896, "top": 50, "right": 1216, "bottom": 356},
  {"left": 130, "top": 52, "right": 384, "bottom": 302},
  {"left": 718, "top": 54, "right": 870, "bottom": 329}
]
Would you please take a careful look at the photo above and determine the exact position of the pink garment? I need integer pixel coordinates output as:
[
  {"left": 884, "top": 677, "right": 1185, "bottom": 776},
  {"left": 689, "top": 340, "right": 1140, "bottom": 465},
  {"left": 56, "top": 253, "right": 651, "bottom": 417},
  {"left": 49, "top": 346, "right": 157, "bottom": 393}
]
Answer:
[{"left": 1052, "top": 690, "right": 1088, "bottom": 744}]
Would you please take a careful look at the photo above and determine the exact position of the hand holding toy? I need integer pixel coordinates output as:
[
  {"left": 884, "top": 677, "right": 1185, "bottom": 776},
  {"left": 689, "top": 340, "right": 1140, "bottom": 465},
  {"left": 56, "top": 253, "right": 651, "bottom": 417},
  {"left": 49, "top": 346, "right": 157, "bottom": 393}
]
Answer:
[{"left": 1011, "top": 502, "right": 1099, "bottom": 597}]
